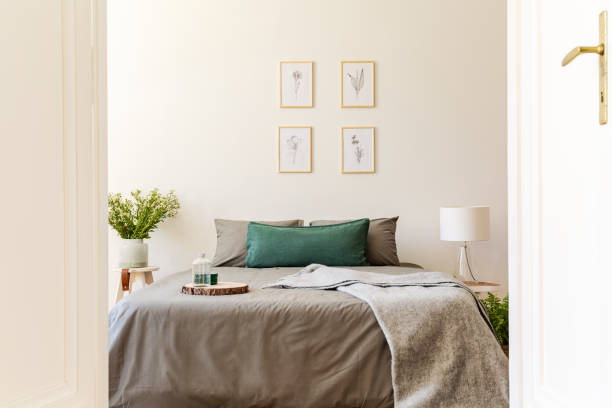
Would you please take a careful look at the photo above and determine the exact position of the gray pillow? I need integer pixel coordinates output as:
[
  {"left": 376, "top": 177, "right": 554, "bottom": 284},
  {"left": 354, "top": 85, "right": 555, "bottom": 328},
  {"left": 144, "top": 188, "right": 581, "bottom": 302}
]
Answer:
[
  {"left": 309, "top": 217, "right": 400, "bottom": 266},
  {"left": 213, "top": 219, "right": 304, "bottom": 267}
]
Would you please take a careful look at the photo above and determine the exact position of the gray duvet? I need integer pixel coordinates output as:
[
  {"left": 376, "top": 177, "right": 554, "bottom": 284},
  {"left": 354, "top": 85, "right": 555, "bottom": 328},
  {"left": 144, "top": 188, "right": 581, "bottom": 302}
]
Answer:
[{"left": 109, "top": 266, "right": 507, "bottom": 408}]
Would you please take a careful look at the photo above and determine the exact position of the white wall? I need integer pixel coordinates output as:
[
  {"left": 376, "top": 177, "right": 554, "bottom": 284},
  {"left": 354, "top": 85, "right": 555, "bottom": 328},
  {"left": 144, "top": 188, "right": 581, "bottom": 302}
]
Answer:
[{"left": 108, "top": 0, "right": 507, "bottom": 300}]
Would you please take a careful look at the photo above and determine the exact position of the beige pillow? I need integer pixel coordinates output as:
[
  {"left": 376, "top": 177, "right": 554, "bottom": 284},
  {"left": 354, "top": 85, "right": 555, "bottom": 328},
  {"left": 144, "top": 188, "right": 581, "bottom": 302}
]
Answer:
[
  {"left": 212, "top": 219, "right": 304, "bottom": 267},
  {"left": 309, "top": 217, "right": 400, "bottom": 266}
]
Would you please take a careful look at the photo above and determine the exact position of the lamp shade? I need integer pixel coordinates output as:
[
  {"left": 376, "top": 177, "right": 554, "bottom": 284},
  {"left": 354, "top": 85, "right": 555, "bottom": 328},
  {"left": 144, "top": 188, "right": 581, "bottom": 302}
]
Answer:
[{"left": 440, "top": 206, "right": 490, "bottom": 242}]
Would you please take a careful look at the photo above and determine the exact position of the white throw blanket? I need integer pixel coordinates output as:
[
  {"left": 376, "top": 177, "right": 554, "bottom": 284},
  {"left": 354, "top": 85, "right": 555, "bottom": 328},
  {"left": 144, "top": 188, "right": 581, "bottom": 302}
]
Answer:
[{"left": 264, "top": 264, "right": 509, "bottom": 408}]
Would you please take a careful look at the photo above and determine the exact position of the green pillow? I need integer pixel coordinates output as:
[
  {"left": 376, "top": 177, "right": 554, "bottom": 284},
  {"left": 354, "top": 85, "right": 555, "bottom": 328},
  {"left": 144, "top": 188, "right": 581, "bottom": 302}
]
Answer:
[{"left": 245, "top": 219, "right": 370, "bottom": 268}]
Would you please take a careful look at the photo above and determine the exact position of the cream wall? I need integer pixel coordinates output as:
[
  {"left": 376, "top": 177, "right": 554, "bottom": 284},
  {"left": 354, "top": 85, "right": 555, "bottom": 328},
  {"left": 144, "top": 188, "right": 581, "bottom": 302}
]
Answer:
[{"left": 108, "top": 0, "right": 507, "bottom": 300}]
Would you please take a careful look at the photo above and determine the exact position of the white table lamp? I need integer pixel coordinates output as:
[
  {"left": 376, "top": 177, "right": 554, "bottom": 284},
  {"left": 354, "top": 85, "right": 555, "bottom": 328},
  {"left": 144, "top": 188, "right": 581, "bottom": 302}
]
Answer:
[{"left": 440, "top": 206, "right": 490, "bottom": 281}]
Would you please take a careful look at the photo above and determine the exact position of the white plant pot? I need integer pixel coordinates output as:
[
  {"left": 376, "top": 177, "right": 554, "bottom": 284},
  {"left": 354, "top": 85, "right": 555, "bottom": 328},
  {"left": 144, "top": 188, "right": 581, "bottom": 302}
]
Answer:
[{"left": 119, "top": 239, "right": 148, "bottom": 268}]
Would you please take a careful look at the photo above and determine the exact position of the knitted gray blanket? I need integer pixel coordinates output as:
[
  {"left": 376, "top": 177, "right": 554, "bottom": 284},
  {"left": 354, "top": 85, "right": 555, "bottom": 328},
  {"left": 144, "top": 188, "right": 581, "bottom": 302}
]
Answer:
[{"left": 264, "top": 264, "right": 509, "bottom": 408}]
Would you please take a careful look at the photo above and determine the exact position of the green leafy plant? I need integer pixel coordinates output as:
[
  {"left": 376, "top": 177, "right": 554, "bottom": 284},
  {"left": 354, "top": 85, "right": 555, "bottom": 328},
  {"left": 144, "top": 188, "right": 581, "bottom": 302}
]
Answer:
[
  {"left": 481, "top": 293, "right": 509, "bottom": 345},
  {"left": 108, "top": 189, "right": 180, "bottom": 239}
]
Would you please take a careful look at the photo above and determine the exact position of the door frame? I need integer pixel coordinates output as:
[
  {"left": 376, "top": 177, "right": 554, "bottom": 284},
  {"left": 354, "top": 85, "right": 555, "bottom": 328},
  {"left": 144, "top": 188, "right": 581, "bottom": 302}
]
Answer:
[
  {"left": 507, "top": 0, "right": 564, "bottom": 407},
  {"left": 66, "top": 0, "right": 108, "bottom": 404},
  {"left": 18, "top": 0, "right": 108, "bottom": 406},
  {"left": 2, "top": 1, "right": 107, "bottom": 406},
  {"left": 57, "top": 0, "right": 108, "bottom": 406}
]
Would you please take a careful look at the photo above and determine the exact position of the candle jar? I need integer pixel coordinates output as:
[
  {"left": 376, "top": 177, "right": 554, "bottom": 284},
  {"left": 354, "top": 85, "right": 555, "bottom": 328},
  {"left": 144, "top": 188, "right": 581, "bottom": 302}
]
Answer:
[{"left": 192, "top": 253, "right": 212, "bottom": 287}]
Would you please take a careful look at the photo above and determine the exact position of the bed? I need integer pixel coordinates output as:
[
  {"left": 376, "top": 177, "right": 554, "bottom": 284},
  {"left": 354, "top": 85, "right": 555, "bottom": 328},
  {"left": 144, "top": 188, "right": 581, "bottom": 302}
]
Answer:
[{"left": 109, "top": 265, "right": 508, "bottom": 407}]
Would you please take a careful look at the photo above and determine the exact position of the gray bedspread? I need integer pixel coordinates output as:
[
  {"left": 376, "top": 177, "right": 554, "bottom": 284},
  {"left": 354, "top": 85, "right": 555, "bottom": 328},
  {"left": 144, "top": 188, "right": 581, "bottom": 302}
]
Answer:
[
  {"left": 265, "top": 264, "right": 509, "bottom": 407},
  {"left": 109, "top": 266, "right": 507, "bottom": 408}
]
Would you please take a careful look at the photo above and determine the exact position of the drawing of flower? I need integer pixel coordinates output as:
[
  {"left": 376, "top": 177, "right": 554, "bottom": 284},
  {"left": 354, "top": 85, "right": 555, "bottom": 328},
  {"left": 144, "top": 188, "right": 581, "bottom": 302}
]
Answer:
[
  {"left": 286, "top": 135, "right": 301, "bottom": 164},
  {"left": 346, "top": 68, "right": 365, "bottom": 99},
  {"left": 351, "top": 134, "right": 364, "bottom": 163},
  {"left": 292, "top": 70, "right": 302, "bottom": 100}
]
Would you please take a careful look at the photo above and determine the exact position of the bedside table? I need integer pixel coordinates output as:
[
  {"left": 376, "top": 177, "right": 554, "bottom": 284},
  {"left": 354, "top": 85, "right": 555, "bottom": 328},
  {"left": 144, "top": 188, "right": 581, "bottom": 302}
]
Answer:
[
  {"left": 462, "top": 281, "right": 501, "bottom": 298},
  {"left": 114, "top": 266, "right": 159, "bottom": 304}
]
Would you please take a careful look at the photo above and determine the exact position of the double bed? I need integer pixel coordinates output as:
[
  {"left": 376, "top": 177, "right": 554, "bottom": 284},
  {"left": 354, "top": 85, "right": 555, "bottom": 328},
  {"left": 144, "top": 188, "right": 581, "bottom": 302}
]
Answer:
[{"left": 109, "top": 265, "right": 508, "bottom": 407}]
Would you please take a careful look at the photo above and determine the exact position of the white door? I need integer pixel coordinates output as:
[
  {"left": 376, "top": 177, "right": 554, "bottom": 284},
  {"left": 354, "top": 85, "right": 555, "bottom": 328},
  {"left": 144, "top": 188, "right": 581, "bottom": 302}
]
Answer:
[
  {"left": 509, "top": 0, "right": 611, "bottom": 407},
  {"left": 0, "top": 1, "right": 107, "bottom": 407}
]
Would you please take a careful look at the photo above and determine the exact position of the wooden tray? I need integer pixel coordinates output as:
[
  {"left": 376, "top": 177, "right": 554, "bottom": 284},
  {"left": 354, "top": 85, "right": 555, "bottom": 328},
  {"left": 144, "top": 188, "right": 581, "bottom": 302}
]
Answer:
[{"left": 182, "top": 282, "right": 248, "bottom": 296}]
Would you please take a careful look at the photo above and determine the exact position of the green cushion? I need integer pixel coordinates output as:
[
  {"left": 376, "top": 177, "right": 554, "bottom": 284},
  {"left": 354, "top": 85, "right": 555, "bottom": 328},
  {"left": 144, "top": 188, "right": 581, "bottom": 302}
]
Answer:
[{"left": 245, "top": 219, "right": 370, "bottom": 268}]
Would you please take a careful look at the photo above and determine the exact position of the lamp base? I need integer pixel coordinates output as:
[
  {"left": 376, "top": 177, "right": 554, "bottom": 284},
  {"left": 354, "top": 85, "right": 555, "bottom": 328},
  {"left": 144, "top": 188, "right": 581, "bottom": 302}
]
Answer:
[{"left": 457, "top": 243, "right": 478, "bottom": 281}]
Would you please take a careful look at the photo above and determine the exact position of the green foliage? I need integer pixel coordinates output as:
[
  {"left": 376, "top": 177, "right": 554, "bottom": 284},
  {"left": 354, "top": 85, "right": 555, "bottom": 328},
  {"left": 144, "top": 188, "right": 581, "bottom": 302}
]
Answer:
[
  {"left": 108, "top": 189, "right": 180, "bottom": 239},
  {"left": 481, "top": 293, "right": 509, "bottom": 345}
]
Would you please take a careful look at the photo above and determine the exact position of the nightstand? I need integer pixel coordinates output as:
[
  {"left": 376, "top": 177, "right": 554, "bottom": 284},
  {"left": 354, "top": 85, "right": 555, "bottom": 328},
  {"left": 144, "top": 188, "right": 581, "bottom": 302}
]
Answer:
[
  {"left": 114, "top": 266, "right": 159, "bottom": 304},
  {"left": 462, "top": 281, "right": 501, "bottom": 298}
]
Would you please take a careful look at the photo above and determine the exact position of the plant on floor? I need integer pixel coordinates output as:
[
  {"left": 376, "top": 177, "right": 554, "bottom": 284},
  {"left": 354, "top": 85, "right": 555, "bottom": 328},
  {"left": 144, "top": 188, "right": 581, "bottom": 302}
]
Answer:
[
  {"left": 108, "top": 188, "right": 180, "bottom": 239},
  {"left": 481, "top": 293, "right": 509, "bottom": 345}
]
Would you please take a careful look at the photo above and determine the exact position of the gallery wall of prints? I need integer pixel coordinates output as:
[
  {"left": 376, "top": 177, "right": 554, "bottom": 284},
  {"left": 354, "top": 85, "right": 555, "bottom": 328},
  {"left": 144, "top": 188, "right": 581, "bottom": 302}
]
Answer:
[{"left": 278, "top": 61, "right": 375, "bottom": 173}]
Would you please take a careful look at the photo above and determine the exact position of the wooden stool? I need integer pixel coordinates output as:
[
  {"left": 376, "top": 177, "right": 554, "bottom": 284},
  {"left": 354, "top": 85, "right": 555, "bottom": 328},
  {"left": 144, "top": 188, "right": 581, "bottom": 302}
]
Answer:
[{"left": 114, "top": 266, "right": 159, "bottom": 304}]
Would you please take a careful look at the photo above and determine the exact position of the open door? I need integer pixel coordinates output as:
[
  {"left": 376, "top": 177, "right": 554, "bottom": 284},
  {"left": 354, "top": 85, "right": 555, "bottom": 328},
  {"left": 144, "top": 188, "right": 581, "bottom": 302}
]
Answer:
[
  {"left": 509, "top": 0, "right": 611, "bottom": 406},
  {"left": 0, "top": 1, "right": 107, "bottom": 406}
]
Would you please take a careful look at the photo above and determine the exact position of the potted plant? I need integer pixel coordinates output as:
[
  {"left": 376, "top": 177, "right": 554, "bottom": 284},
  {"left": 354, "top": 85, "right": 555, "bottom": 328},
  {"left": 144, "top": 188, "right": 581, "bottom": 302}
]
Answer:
[
  {"left": 481, "top": 293, "right": 509, "bottom": 357},
  {"left": 108, "top": 189, "right": 180, "bottom": 268}
]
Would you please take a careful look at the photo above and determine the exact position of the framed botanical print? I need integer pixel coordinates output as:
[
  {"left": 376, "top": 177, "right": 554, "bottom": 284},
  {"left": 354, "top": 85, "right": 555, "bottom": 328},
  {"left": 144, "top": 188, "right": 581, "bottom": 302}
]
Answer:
[
  {"left": 341, "top": 61, "right": 375, "bottom": 108},
  {"left": 280, "top": 61, "right": 313, "bottom": 108},
  {"left": 278, "top": 126, "right": 312, "bottom": 173},
  {"left": 341, "top": 127, "right": 375, "bottom": 173}
]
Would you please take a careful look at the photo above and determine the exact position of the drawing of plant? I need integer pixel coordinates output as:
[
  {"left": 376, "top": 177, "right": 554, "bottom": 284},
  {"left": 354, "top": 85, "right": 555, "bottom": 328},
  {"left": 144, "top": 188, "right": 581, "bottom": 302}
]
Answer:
[
  {"left": 347, "top": 68, "right": 365, "bottom": 99},
  {"left": 286, "top": 135, "right": 301, "bottom": 164},
  {"left": 292, "top": 70, "right": 302, "bottom": 100},
  {"left": 351, "top": 134, "right": 364, "bottom": 163}
]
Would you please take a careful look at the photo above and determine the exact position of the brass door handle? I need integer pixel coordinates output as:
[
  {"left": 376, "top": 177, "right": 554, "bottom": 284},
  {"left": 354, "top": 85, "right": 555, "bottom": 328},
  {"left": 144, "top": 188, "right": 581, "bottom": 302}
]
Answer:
[
  {"left": 562, "top": 45, "right": 604, "bottom": 66},
  {"left": 561, "top": 11, "right": 608, "bottom": 125}
]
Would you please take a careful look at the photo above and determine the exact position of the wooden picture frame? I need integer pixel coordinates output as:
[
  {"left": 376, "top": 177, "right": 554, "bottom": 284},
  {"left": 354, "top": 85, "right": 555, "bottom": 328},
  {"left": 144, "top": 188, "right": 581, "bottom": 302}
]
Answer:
[
  {"left": 341, "top": 61, "right": 375, "bottom": 108},
  {"left": 341, "top": 127, "right": 375, "bottom": 173},
  {"left": 278, "top": 126, "right": 312, "bottom": 173},
  {"left": 280, "top": 61, "right": 313, "bottom": 108}
]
